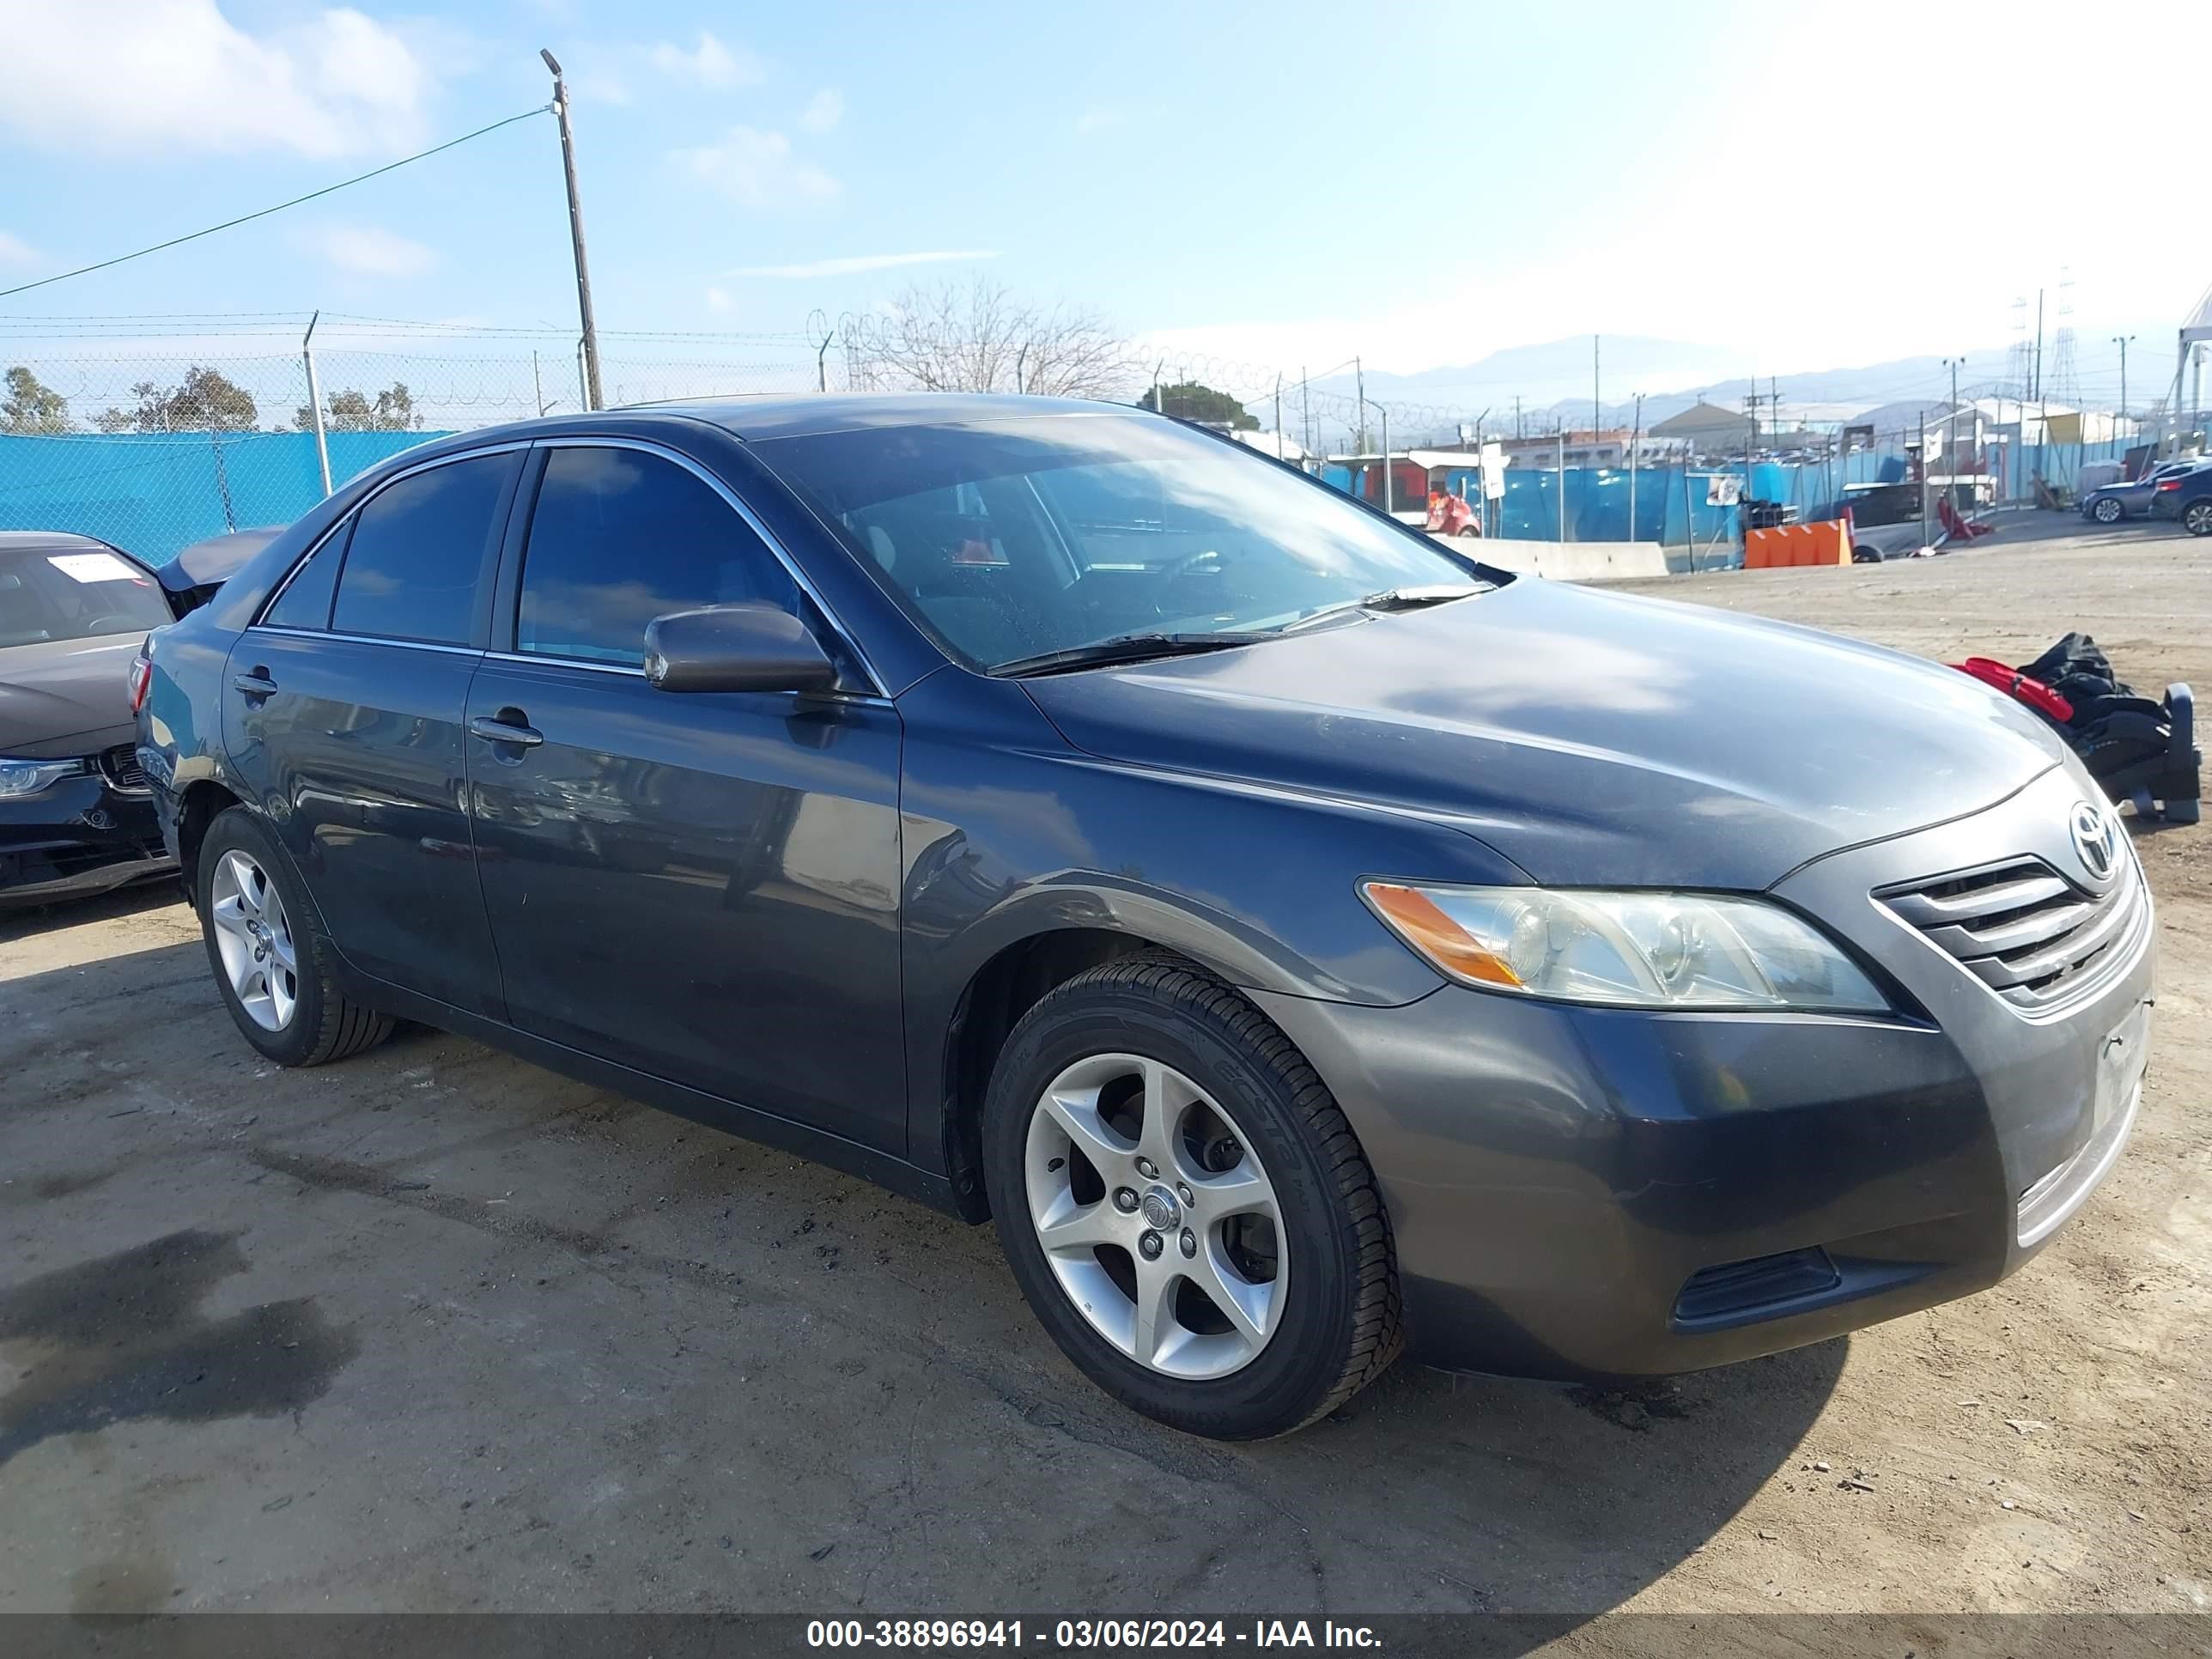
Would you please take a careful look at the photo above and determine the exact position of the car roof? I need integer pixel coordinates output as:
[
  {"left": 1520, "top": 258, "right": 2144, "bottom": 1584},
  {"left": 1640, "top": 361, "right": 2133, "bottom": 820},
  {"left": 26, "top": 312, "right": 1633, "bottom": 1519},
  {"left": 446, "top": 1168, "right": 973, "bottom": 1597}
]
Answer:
[
  {"left": 458, "top": 392, "right": 1144, "bottom": 446},
  {"left": 0, "top": 529, "right": 131, "bottom": 556}
]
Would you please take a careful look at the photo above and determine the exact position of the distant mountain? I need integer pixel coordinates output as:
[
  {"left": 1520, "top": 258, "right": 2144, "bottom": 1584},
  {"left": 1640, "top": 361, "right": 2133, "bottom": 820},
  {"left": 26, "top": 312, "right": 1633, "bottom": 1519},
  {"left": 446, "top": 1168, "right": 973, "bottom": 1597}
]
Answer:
[{"left": 1256, "top": 328, "right": 2172, "bottom": 445}]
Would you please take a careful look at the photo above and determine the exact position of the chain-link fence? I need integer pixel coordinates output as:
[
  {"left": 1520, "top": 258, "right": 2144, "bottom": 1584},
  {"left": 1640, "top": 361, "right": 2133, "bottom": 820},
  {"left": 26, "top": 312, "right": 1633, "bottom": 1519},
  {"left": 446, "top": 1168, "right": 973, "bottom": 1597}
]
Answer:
[
  {"left": 0, "top": 335, "right": 827, "bottom": 562},
  {"left": 0, "top": 323, "right": 2169, "bottom": 567}
]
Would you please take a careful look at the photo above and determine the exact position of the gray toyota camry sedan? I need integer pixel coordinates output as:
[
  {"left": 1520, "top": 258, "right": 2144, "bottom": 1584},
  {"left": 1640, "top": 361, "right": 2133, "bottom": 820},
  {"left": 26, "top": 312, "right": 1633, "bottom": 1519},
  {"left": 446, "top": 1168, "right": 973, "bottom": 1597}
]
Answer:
[{"left": 136, "top": 394, "right": 2154, "bottom": 1439}]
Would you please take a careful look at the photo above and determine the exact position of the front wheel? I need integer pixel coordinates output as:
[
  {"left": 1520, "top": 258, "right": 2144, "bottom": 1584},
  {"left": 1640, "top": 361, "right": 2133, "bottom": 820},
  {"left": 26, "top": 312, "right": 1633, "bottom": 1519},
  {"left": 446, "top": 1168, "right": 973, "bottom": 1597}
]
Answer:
[
  {"left": 2093, "top": 496, "right": 2124, "bottom": 525},
  {"left": 982, "top": 957, "right": 1401, "bottom": 1438},
  {"left": 2185, "top": 500, "right": 2212, "bottom": 537}
]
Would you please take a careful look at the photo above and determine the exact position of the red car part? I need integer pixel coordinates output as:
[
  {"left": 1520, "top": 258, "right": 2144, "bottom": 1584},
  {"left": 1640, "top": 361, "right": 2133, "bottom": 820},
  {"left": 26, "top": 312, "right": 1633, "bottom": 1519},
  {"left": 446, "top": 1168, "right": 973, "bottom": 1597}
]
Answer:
[{"left": 1953, "top": 658, "right": 2072, "bottom": 723}]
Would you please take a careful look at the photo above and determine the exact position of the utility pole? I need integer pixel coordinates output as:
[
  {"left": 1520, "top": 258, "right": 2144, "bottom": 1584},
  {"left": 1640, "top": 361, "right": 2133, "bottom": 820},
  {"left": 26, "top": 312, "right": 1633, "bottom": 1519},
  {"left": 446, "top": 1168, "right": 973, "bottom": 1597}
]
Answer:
[
  {"left": 2113, "top": 335, "right": 2133, "bottom": 432},
  {"left": 1593, "top": 334, "right": 1601, "bottom": 440},
  {"left": 542, "top": 50, "right": 604, "bottom": 411},
  {"left": 1273, "top": 374, "right": 1284, "bottom": 461},
  {"left": 1514, "top": 394, "right": 1522, "bottom": 439},
  {"left": 1382, "top": 407, "right": 1392, "bottom": 514},
  {"left": 1354, "top": 357, "right": 1366, "bottom": 452},
  {"left": 1557, "top": 428, "right": 1566, "bottom": 544},
  {"left": 1630, "top": 392, "right": 1642, "bottom": 540},
  {"left": 1301, "top": 366, "right": 1311, "bottom": 463},
  {"left": 301, "top": 310, "right": 331, "bottom": 497},
  {"left": 1918, "top": 411, "right": 1930, "bottom": 548},
  {"left": 2032, "top": 289, "right": 2045, "bottom": 403},
  {"left": 1943, "top": 356, "right": 1962, "bottom": 514},
  {"left": 1770, "top": 375, "right": 1779, "bottom": 446}
]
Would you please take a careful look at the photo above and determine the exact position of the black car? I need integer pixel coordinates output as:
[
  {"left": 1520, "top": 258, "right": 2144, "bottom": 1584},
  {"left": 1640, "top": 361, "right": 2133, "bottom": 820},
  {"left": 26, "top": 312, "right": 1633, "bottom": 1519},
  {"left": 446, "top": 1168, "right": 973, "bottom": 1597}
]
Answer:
[
  {"left": 137, "top": 397, "right": 2154, "bottom": 1440},
  {"left": 2150, "top": 462, "right": 2212, "bottom": 535},
  {"left": 0, "top": 532, "right": 185, "bottom": 906},
  {"left": 2078, "top": 460, "right": 2205, "bottom": 525}
]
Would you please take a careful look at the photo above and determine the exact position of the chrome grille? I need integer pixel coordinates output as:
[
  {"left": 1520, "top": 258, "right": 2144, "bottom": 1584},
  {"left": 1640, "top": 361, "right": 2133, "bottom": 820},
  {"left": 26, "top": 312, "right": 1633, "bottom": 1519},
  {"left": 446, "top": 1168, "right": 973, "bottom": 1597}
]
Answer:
[
  {"left": 100, "top": 744, "right": 150, "bottom": 793},
  {"left": 1877, "top": 854, "right": 2146, "bottom": 1011}
]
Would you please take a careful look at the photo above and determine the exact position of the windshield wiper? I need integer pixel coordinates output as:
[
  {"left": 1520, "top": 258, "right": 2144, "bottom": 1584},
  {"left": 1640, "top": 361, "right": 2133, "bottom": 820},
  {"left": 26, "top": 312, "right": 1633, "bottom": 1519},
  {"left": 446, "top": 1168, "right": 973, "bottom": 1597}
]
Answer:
[
  {"left": 991, "top": 632, "right": 1273, "bottom": 678},
  {"left": 1279, "top": 583, "right": 1487, "bottom": 633}
]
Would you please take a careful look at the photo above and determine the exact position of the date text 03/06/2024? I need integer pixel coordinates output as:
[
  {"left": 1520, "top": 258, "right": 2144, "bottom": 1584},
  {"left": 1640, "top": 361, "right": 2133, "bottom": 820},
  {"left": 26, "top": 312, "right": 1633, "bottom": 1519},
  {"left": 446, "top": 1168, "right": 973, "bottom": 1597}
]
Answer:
[{"left": 805, "top": 1620, "right": 1383, "bottom": 1649}]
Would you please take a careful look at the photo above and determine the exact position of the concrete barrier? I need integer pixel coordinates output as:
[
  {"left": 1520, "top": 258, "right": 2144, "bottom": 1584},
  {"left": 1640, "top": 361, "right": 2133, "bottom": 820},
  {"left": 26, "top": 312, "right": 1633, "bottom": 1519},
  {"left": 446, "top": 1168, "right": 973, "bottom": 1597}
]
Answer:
[{"left": 1437, "top": 537, "right": 1669, "bottom": 582}]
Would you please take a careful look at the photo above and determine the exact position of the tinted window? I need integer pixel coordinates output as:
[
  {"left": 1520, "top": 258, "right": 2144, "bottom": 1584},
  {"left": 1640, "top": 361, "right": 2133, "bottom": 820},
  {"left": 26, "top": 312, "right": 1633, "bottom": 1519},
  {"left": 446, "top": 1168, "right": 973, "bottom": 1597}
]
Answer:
[
  {"left": 516, "top": 447, "right": 798, "bottom": 665},
  {"left": 331, "top": 454, "right": 514, "bottom": 645},
  {"left": 262, "top": 529, "right": 344, "bottom": 630},
  {"left": 0, "top": 543, "right": 171, "bottom": 648},
  {"left": 757, "top": 416, "right": 1474, "bottom": 672}
]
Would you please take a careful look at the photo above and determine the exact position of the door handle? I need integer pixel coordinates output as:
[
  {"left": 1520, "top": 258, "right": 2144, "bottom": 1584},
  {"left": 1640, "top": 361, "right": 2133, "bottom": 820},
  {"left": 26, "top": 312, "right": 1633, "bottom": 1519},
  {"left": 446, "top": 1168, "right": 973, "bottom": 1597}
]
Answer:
[
  {"left": 232, "top": 669, "right": 277, "bottom": 698},
  {"left": 468, "top": 714, "right": 544, "bottom": 748}
]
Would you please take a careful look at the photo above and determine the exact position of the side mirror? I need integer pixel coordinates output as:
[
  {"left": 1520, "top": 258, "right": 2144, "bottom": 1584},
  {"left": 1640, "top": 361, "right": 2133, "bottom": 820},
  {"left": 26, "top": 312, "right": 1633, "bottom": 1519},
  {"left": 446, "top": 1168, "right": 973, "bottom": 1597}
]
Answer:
[{"left": 642, "top": 604, "right": 842, "bottom": 695}]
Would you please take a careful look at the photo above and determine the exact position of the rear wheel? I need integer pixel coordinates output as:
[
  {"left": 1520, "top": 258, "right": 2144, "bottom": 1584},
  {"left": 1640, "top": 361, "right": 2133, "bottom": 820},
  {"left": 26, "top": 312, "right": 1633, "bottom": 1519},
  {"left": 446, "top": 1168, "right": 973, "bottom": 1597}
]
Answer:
[
  {"left": 982, "top": 957, "right": 1401, "bottom": 1438},
  {"left": 2093, "top": 495, "right": 2124, "bottom": 525},
  {"left": 197, "top": 808, "right": 392, "bottom": 1066},
  {"left": 2185, "top": 499, "right": 2212, "bottom": 537}
]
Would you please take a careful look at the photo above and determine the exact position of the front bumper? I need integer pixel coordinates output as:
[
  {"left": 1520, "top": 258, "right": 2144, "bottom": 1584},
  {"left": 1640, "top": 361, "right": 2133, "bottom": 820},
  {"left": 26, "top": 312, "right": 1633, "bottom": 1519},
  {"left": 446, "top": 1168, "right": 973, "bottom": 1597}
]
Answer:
[
  {"left": 0, "top": 768, "right": 175, "bottom": 908},
  {"left": 1257, "top": 767, "right": 2155, "bottom": 1382}
]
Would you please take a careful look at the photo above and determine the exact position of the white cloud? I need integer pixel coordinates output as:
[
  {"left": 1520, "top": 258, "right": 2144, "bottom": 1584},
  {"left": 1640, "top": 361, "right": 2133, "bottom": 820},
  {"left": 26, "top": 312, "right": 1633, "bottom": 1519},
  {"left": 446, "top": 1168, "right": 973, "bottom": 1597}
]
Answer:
[
  {"left": 300, "top": 223, "right": 439, "bottom": 278},
  {"left": 705, "top": 286, "right": 734, "bottom": 313},
  {"left": 0, "top": 1, "right": 434, "bottom": 158},
  {"left": 672, "top": 127, "right": 838, "bottom": 208},
  {"left": 1074, "top": 108, "right": 1124, "bottom": 135},
  {"left": 0, "top": 232, "right": 40, "bottom": 269},
  {"left": 648, "top": 31, "right": 763, "bottom": 91},
  {"left": 728, "top": 249, "right": 999, "bottom": 280},
  {"left": 570, "top": 67, "right": 633, "bottom": 106},
  {"left": 799, "top": 88, "right": 844, "bottom": 134}
]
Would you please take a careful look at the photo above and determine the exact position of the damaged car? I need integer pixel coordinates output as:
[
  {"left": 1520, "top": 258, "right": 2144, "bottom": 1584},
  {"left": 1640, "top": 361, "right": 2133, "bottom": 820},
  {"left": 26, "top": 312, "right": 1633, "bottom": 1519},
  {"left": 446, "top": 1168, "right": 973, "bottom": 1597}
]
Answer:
[{"left": 1, "top": 526, "right": 270, "bottom": 908}]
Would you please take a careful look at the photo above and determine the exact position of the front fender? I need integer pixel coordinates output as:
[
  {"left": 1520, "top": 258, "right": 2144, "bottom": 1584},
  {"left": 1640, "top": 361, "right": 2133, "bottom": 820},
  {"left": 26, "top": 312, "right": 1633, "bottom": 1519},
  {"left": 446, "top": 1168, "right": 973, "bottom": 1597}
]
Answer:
[{"left": 894, "top": 669, "right": 1522, "bottom": 1172}]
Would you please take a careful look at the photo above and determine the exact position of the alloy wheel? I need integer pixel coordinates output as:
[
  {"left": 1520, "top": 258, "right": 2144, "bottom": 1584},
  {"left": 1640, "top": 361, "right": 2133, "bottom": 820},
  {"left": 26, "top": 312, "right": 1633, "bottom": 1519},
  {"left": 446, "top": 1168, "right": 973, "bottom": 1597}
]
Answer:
[
  {"left": 209, "top": 849, "right": 299, "bottom": 1031},
  {"left": 2185, "top": 501, "right": 2212, "bottom": 537},
  {"left": 2094, "top": 497, "right": 2123, "bottom": 524},
  {"left": 1024, "top": 1052, "right": 1286, "bottom": 1380}
]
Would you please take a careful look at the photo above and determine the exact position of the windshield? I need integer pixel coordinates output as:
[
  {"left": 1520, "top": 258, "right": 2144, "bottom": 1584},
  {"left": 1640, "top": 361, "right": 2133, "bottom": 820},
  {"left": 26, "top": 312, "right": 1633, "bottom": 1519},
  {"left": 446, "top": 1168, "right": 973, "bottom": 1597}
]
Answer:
[
  {"left": 0, "top": 543, "right": 172, "bottom": 648},
  {"left": 754, "top": 415, "right": 1485, "bottom": 672}
]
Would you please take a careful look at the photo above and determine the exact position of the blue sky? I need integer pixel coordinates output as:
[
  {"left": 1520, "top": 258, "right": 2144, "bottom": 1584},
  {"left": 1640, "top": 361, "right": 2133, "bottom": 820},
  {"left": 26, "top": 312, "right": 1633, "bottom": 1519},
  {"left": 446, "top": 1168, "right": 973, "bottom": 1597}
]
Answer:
[{"left": 2, "top": 0, "right": 2204, "bottom": 397}]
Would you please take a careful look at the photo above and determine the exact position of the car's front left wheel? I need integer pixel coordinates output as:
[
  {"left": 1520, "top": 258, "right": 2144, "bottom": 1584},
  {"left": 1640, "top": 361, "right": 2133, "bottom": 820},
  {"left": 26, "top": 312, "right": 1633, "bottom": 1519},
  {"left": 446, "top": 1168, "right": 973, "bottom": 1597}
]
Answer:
[
  {"left": 197, "top": 807, "right": 392, "bottom": 1067},
  {"left": 981, "top": 956, "right": 1401, "bottom": 1439}
]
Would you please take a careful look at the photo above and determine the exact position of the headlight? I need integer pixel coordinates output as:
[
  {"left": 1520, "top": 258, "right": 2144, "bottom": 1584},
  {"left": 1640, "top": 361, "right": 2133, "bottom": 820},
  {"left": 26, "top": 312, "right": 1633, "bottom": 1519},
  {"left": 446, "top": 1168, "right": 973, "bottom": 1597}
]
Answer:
[
  {"left": 0, "top": 757, "right": 91, "bottom": 799},
  {"left": 1361, "top": 881, "right": 1891, "bottom": 1012}
]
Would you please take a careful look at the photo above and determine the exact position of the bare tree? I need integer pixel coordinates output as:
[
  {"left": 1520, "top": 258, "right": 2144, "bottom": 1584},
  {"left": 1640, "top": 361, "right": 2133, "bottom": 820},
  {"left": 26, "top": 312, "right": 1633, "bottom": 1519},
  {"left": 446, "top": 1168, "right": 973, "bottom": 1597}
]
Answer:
[{"left": 842, "top": 278, "right": 1133, "bottom": 398}]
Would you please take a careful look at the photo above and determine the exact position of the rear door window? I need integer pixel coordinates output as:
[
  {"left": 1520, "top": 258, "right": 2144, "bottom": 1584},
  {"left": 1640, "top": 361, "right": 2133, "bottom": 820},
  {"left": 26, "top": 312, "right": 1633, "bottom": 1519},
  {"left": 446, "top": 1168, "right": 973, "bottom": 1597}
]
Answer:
[
  {"left": 514, "top": 446, "right": 799, "bottom": 666},
  {"left": 331, "top": 453, "right": 518, "bottom": 646},
  {"left": 262, "top": 528, "right": 346, "bottom": 630}
]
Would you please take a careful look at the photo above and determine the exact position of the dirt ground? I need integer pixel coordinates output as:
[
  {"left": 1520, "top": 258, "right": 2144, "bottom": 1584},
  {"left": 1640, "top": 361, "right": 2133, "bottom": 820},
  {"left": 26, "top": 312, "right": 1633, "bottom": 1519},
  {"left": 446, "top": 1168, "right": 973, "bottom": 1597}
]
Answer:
[{"left": 2, "top": 511, "right": 2208, "bottom": 1637}]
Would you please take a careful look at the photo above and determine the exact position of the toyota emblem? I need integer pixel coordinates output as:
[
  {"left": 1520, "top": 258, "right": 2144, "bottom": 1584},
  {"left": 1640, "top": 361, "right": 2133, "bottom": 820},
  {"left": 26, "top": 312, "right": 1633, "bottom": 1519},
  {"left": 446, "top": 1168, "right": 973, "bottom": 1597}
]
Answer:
[{"left": 2069, "top": 799, "right": 2120, "bottom": 885}]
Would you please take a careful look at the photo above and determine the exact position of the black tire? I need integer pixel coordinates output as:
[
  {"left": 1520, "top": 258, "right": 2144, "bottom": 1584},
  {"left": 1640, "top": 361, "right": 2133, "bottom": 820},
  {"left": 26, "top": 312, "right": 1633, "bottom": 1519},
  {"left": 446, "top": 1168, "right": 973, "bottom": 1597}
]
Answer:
[
  {"left": 2093, "top": 496, "right": 2124, "bottom": 525},
  {"left": 1455, "top": 526, "right": 1480, "bottom": 539},
  {"left": 196, "top": 807, "right": 392, "bottom": 1067},
  {"left": 2185, "top": 500, "right": 2212, "bottom": 538},
  {"left": 981, "top": 956, "right": 1401, "bottom": 1439}
]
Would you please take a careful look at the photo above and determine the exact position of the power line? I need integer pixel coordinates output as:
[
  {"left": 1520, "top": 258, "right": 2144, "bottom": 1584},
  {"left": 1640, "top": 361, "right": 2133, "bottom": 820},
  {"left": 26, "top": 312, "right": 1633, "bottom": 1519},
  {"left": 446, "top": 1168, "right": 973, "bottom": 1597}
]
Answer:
[{"left": 0, "top": 105, "right": 551, "bottom": 301}]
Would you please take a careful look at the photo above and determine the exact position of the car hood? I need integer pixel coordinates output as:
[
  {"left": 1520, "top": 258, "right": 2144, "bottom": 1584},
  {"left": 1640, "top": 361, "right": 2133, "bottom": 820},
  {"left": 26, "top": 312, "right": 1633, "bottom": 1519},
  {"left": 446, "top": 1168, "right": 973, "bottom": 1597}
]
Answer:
[
  {"left": 0, "top": 634, "right": 142, "bottom": 757},
  {"left": 1020, "top": 577, "right": 2064, "bottom": 890}
]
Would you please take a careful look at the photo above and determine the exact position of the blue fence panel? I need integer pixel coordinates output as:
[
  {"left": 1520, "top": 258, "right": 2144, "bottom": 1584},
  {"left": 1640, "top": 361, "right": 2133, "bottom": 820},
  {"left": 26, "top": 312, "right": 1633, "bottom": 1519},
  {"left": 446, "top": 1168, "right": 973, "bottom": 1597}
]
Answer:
[{"left": 0, "top": 428, "right": 447, "bottom": 564}]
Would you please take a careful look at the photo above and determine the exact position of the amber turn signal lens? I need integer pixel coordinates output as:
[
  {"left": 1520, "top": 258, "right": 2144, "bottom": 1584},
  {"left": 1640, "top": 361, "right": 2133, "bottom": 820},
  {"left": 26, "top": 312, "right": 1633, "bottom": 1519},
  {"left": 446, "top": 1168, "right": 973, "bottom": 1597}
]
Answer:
[{"left": 1362, "top": 882, "right": 1523, "bottom": 987}]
